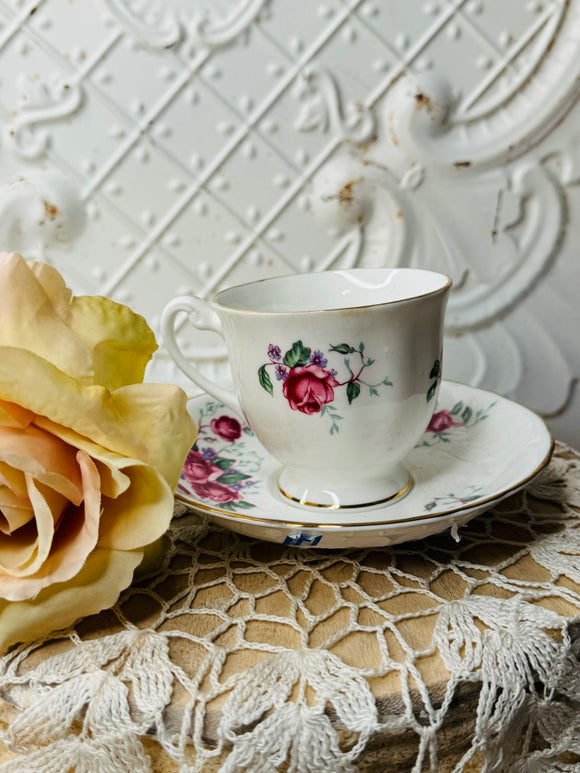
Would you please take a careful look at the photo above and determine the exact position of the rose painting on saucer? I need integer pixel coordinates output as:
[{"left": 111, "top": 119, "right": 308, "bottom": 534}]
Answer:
[{"left": 179, "top": 400, "right": 262, "bottom": 512}]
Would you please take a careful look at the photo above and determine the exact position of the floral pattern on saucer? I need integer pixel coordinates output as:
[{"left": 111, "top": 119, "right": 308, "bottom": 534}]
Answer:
[
  {"left": 424, "top": 485, "right": 484, "bottom": 512},
  {"left": 417, "top": 398, "right": 497, "bottom": 447},
  {"left": 177, "top": 382, "right": 553, "bottom": 548},
  {"left": 177, "top": 400, "right": 263, "bottom": 512},
  {"left": 258, "top": 340, "right": 392, "bottom": 434}
]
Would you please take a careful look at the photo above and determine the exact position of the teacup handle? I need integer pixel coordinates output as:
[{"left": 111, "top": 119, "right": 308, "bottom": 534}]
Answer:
[{"left": 161, "top": 296, "right": 244, "bottom": 418}]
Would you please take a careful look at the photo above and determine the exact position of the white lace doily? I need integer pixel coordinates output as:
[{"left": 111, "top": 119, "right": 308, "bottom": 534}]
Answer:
[{"left": 0, "top": 442, "right": 579, "bottom": 772}]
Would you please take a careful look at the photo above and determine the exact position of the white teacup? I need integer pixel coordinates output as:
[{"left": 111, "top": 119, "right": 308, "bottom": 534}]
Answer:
[{"left": 162, "top": 268, "right": 451, "bottom": 509}]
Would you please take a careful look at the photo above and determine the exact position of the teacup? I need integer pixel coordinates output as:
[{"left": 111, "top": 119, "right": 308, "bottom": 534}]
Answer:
[{"left": 161, "top": 268, "right": 451, "bottom": 509}]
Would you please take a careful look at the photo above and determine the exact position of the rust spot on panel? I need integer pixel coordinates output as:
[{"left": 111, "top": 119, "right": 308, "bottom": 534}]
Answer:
[
  {"left": 396, "top": 210, "right": 403, "bottom": 218},
  {"left": 338, "top": 180, "right": 356, "bottom": 203},
  {"left": 44, "top": 201, "right": 59, "bottom": 220},
  {"left": 454, "top": 160, "right": 471, "bottom": 168},
  {"left": 415, "top": 93, "right": 432, "bottom": 112}
]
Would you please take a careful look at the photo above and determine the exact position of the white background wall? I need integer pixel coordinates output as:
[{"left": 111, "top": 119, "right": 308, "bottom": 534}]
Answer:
[{"left": 0, "top": 0, "right": 578, "bottom": 446}]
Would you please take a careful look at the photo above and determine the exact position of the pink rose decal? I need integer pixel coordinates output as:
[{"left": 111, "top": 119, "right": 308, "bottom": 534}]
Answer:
[
  {"left": 210, "top": 415, "right": 242, "bottom": 442},
  {"left": 195, "top": 481, "right": 242, "bottom": 503},
  {"left": 258, "top": 340, "right": 393, "bottom": 434},
  {"left": 419, "top": 399, "right": 492, "bottom": 448},
  {"left": 182, "top": 450, "right": 219, "bottom": 485},
  {"left": 283, "top": 364, "right": 338, "bottom": 415},
  {"left": 181, "top": 447, "right": 250, "bottom": 507},
  {"left": 427, "top": 410, "right": 460, "bottom": 434}
]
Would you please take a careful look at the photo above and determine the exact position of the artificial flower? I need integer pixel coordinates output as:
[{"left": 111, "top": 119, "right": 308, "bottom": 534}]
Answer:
[{"left": 0, "top": 252, "right": 196, "bottom": 652}]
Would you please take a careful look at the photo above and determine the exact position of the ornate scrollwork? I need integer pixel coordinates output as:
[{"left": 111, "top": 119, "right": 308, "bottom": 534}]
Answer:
[{"left": 102, "top": 0, "right": 267, "bottom": 48}]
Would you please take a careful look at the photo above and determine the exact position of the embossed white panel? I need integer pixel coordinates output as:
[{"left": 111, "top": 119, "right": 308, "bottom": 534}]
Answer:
[{"left": 0, "top": 0, "right": 578, "bottom": 445}]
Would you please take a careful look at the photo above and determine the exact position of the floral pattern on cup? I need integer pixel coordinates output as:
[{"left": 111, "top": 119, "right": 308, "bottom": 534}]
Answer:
[
  {"left": 426, "top": 359, "right": 441, "bottom": 403},
  {"left": 258, "top": 340, "right": 393, "bottom": 434},
  {"left": 178, "top": 401, "right": 263, "bottom": 512},
  {"left": 424, "top": 485, "right": 484, "bottom": 511},
  {"left": 417, "top": 399, "right": 497, "bottom": 447}
]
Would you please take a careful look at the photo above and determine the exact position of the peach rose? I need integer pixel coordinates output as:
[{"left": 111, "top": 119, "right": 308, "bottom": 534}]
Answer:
[{"left": 0, "top": 252, "right": 196, "bottom": 653}]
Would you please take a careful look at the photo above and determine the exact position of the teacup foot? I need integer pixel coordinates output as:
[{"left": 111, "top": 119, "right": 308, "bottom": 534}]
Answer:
[{"left": 277, "top": 465, "right": 413, "bottom": 509}]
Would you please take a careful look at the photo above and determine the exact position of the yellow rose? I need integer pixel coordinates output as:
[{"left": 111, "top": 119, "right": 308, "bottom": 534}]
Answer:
[{"left": 0, "top": 252, "right": 196, "bottom": 652}]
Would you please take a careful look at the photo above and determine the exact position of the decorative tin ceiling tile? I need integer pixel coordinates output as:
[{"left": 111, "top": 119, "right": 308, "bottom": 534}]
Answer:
[{"left": 0, "top": 0, "right": 579, "bottom": 442}]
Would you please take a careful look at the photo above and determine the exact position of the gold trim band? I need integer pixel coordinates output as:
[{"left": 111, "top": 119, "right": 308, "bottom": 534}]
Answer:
[
  {"left": 176, "top": 437, "right": 554, "bottom": 530},
  {"left": 277, "top": 476, "right": 414, "bottom": 509}
]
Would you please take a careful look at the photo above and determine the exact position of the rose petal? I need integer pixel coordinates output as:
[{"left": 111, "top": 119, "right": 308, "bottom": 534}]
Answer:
[
  {"left": 111, "top": 383, "right": 197, "bottom": 489},
  {"left": 0, "top": 473, "right": 65, "bottom": 579},
  {"left": 5, "top": 475, "right": 65, "bottom": 573},
  {"left": 0, "top": 488, "right": 33, "bottom": 534},
  {"left": 68, "top": 295, "right": 157, "bottom": 391},
  {"left": 0, "top": 400, "right": 34, "bottom": 429},
  {"left": 0, "top": 253, "right": 92, "bottom": 382},
  {"left": 0, "top": 348, "right": 149, "bottom": 461},
  {"left": 0, "top": 424, "right": 82, "bottom": 505},
  {"left": 28, "top": 259, "right": 73, "bottom": 315},
  {"left": 28, "top": 258, "right": 157, "bottom": 389},
  {"left": 0, "top": 451, "right": 102, "bottom": 600},
  {"left": 0, "top": 461, "right": 28, "bottom": 498},
  {"left": 0, "top": 547, "right": 144, "bottom": 654},
  {"left": 0, "top": 451, "right": 101, "bottom": 601},
  {"left": 24, "top": 422, "right": 132, "bottom": 499},
  {"left": 96, "top": 462, "right": 174, "bottom": 551}
]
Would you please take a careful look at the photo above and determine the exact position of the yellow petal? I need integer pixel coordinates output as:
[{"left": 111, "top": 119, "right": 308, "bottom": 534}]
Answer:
[
  {"left": 0, "top": 424, "right": 82, "bottom": 505},
  {"left": 0, "top": 547, "right": 143, "bottom": 655},
  {"left": 96, "top": 462, "right": 174, "bottom": 551},
  {"left": 0, "top": 451, "right": 102, "bottom": 600},
  {"left": 28, "top": 259, "right": 73, "bottom": 316},
  {"left": 0, "top": 348, "right": 149, "bottom": 461},
  {"left": 111, "top": 383, "right": 197, "bottom": 489},
  {"left": 0, "top": 488, "right": 33, "bottom": 534},
  {"left": 0, "top": 252, "right": 92, "bottom": 382},
  {"left": 0, "top": 461, "right": 28, "bottom": 498},
  {"left": 0, "top": 400, "right": 34, "bottom": 429},
  {"left": 68, "top": 295, "right": 157, "bottom": 391}
]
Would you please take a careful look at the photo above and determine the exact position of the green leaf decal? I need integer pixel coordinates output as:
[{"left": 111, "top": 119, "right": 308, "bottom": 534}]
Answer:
[
  {"left": 461, "top": 407, "right": 473, "bottom": 422},
  {"left": 212, "top": 457, "right": 234, "bottom": 470},
  {"left": 234, "top": 500, "right": 255, "bottom": 509},
  {"left": 426, "top": 381, "right": 437, "bottom": 402},
  {"left": 258, "top": 364, "right": 273, "bottom": 395},
  {"left": 330, "top": 343, "right": 356, "bottom": 355},
  {"left": 217, "top": 472, "right": 250, "bottom": 485},
  {"left": 283, "top": 340, "right": 311, "bottom": 367},
  {"left": 429, "top": 359, "right": 440, "bottom": 379},
  {"left": 450, "top": 401, "right": 463, "bottom": 415},
  {"left": 347, "top": 381, "right": 361, "bottom": 404}
]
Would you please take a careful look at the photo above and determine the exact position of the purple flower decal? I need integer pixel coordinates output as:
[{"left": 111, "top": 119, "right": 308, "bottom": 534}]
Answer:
[
  {"left": 309, "top": 350, "right": 328, "bottom": 368},
  {"left": 268, "top": 344, "right": 282, "bottom": 361},
  {"left": 201, "top": 447, "right": 217, "bottom": 459},
  {"left": 275, "top": 364, "right": 289, "bottom": 381}
]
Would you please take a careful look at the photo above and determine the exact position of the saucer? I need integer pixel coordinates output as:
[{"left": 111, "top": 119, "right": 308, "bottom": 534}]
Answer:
[{"left": 176, "top": 381, "right": 554, "bottom": 549}]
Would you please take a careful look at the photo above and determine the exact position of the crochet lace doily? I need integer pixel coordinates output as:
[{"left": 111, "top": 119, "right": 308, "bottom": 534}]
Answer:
[{"left": 0, "top": 442, "right": 579, "bottom": 772}]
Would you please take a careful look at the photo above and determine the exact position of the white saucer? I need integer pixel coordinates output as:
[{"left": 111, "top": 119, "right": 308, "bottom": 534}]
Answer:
[{"left": 176, "top": 381, "right": 554, "bottom": 549}]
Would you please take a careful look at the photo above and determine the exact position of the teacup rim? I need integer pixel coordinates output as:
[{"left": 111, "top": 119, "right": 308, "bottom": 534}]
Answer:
[{"left": 212, "top": 267, "right": 453, "bottom": 314}]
